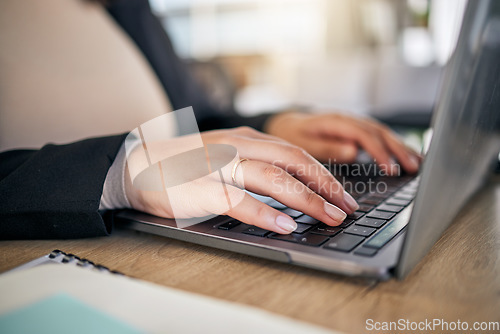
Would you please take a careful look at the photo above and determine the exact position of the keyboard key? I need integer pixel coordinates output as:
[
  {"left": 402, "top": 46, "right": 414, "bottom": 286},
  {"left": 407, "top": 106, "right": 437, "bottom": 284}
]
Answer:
[
  {"left": 294, "top": 223, "right": 313, "bottom": 234},
  {"left": 281, "top": 208, "right": 303, "bottom": 218},
  {"left": 376, "top": 204, "right": 404, "bottom": 213},
  {"left": 350, "top": 191, "right": 364, "bottom": 200},
  {"left": 403, "top": 181, "right": 417, "bottom": 189},
  {"left": 386, "top": 198, "right": 411, "bottom": 206},
  {"left": 362, "top": 194, "right": 385, "bottom": 205},
  {"left": 355, "top": 217, "right": 387, "bottom": 228},
  {"left": 295, "top": 215, "right": 318, "bottom": 225},
  {"left": 400, "top": 187, "right": 417, "bottom": 195},
  {"left": 383, "top": 187, "right": 398, "bottom": 193},
  {"left": 364, "top": 218, "right": 408, "bottom": 249},
  {"left": 268, "top": 201, "right": 287, "bottom": 209},
  {"left": 383, "top": 177, "right": 410, "bottom": 188},
  {"left": 394, "top": 192, "right": 414, "bottom": 201},
  {"left": 354, "top": 247, "right": 378, "bottom": 257},
  {"left": 346, "top": 211, "right": 365, "bottom": 220},
  {"left": 242, "top": 226, "right": 271, "bottom": 237},
  {"left": 324, "top": 234, "right": 365, "bottom": 252},
  {"left": 357, "top": 204, "right": 375, "bottom": 212},
  {"left": 383, "top": 182, "right": 401, "bottom": 189},
  {"left": 366, "top": 210, "right": 395, "bottom": 220},
  {"left": 217, "top": 220, "right": 241, "bottom": 230},
  {"left": 344, "top": 225, "right": 376, "bottom": 237},
  {"left": 338, "top": 218, "right": 355, "bottom": 228},
  {"left": 310, "top": 224, "right": 341, "bottom": 236},
  {"left": 406, "top": 181, "right": 419, "bottom": 190},
  {"left": 249, "top": 193, "right": 287, "bottom": 209},
  {"left": 270, "top": 233, "right": 328, "bottom": 247},
  {"left": 370, "top": 192, "right": 389, "bottom": 199},
  {"left": 359, "top": 198, "right": 380, "bottom": 206}
]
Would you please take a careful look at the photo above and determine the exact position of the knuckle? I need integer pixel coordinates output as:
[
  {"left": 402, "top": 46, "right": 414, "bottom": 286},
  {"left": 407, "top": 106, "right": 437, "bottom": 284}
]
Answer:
[
  {"left": 330, "top": 181, "right": 344, "bottom": 195},
  {"left": 303, "top": 189, "right": 318, "bottom": 206},
  {"left": 262, "top": 164, "right": 286, "bottom": 182},
  {"left": 287, "top": 145, "right": 308, "bottom": 160},
  {"left": 339, "top": 147, "right": 358, "bottom": 163},
  {"left": 228, "top": 134, "right": 244, "bottom": 145},
  {"left": 207, "top": 131, "right": 226, "bottom": 144},
  {"left": 235, "top": 126, "right": 254, "bottom": 135},
  {"left": 255, "top": 203, "right": 269, "bottom": 220}
]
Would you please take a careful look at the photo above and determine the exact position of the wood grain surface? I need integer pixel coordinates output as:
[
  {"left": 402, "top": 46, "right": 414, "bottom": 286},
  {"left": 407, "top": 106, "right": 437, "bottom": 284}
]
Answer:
[{"left": 1, "top": 176, "right": 499, "bottom": 333}]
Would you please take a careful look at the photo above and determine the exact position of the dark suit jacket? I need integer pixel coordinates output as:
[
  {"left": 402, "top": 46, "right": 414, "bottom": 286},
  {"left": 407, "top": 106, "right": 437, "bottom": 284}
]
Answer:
[{"left": 0, "top": 0, "right": 273, "bottom": 240}]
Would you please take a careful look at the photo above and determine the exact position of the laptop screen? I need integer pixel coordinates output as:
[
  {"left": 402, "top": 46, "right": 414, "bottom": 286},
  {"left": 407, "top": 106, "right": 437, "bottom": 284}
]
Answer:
[{"left": 397, "top": 0, "right": 500, "bottom": 278}]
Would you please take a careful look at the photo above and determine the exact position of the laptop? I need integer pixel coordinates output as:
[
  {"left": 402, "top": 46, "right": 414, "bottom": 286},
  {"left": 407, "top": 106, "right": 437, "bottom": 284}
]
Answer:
[{"left": 116, "top": 0, "right": 500, "bottom": 280}]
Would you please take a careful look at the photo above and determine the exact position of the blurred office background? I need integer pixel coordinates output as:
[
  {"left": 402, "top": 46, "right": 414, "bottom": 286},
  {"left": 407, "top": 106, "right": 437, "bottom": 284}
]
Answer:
[{"left": 149, "top": 0, "right": 467, "bottom": 127}]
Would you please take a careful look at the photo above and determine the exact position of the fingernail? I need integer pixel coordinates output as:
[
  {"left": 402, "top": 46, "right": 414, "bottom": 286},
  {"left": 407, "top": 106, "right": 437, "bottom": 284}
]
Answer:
[
  {"left": 324, "top": 202, "right": 347, "bottom": 222},
  {"left": 275, "top": 215, "right": 297, "bottom": 233},
  {"left": 408, "top": 155, "right": 420, "bottom": 170},
  {"left": 343, "top": 191, "right": 359, "bottom": 211}
]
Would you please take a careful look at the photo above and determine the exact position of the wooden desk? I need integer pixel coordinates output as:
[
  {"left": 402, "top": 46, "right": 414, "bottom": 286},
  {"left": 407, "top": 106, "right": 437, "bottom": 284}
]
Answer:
[{"left": 1, "top": 176, "right": 499, "bottom": 333}]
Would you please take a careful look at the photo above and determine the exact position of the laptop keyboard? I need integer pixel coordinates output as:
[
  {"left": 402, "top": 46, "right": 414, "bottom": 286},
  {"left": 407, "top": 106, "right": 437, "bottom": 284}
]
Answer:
[{"left": 216, "top": 172, "right": 419, "bottom": 257}]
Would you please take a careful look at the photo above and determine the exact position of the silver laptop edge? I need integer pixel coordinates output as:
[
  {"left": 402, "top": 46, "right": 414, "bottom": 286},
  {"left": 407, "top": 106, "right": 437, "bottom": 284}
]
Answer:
[{"left": 396, "top": 0, "right": 500, "bottom": 279}]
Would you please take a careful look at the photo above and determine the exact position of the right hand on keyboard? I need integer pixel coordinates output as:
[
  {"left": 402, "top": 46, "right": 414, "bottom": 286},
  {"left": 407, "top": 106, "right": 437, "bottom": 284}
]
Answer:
[{"left": 125, "top": 127, "right": 359, "bottom": 234}]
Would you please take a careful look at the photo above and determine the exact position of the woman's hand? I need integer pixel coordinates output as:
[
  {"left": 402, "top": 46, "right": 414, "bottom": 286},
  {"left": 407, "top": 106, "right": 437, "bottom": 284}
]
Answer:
[
  {"left": 265, "top": 112, "right": 421, "bottom": 175},
  {"left": 124, "top": 127, "right": 358, "bottom": 234}
]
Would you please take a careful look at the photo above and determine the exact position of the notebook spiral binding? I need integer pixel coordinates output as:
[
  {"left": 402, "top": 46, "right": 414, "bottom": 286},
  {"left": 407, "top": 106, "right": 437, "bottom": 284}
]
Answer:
[{"left": 48, "top": 249, "right": 124, "bottom": 275}]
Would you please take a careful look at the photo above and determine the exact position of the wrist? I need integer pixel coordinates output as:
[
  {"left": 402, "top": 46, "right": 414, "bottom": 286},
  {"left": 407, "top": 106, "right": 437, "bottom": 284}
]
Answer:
[
  {"left": 263, "top": 110, "right": 307, "bottom": 137},
  {"left": 99, "top": 143, "right": 132, "bottom": 210},
  {"left": 123, "top": 164, "right": 146, "bottom": 212},
  {"left": 262, "top": 110, "right": 302, "bottom": 136}
]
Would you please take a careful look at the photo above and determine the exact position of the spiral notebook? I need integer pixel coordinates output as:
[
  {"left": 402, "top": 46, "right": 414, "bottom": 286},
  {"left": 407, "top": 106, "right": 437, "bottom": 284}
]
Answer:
[
  {"left": 5, "top": 249, "right": 125, "bottom": 275},
  {"left": 0, "top": 251, "right": 334, "bottom": 334}
]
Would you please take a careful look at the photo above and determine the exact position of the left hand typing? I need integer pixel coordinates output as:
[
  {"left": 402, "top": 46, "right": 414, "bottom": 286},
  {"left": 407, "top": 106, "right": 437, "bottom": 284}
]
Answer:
[{"left": 264, "top": 111, "right": 421, "bottom": 175}]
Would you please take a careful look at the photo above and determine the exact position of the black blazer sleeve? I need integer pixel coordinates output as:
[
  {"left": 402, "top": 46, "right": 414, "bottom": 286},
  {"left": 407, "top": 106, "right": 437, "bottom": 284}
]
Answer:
[
  {"left": 0, "top": 1, "right": 274, "bottom": 240},
  {"left": 0, "top": 134, "right": 126, "bottom": 240},
  {"left": 106, "top": 0, "right": 274, "bottom": 132}
]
